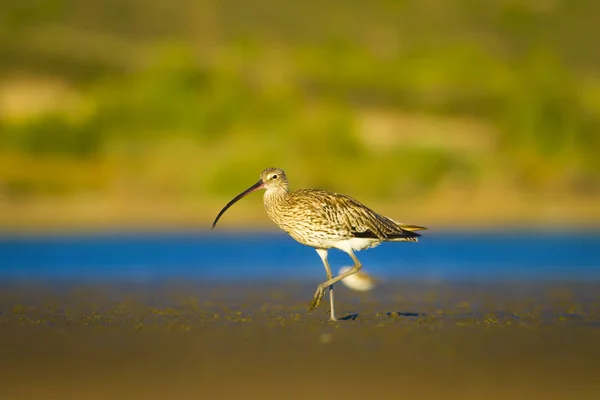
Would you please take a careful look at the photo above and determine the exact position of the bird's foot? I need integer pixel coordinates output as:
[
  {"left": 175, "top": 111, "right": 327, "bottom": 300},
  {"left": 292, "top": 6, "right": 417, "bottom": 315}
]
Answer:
[{"left": 309, "top": 285, "right": 325, "bottom": 311}]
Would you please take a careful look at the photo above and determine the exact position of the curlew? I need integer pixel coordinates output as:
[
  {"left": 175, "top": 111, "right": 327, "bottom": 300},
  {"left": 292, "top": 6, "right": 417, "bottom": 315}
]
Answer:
[{"left": 211, "top": 167, "right": 426, "bottom": 321}]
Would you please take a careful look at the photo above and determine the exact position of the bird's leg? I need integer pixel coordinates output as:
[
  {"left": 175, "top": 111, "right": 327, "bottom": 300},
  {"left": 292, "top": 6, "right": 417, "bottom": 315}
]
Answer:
[
  {"left": 309, "top": 249, "right": 362, "bottom": 312},
  {"left": 315, "top": 248, "right": 337, "bottom": 321}
]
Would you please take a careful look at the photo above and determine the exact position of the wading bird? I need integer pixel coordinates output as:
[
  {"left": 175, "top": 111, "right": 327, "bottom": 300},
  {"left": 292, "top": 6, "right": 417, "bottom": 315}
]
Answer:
[{"left": 211, "top": 167, "right": 426, "bottom": 321}]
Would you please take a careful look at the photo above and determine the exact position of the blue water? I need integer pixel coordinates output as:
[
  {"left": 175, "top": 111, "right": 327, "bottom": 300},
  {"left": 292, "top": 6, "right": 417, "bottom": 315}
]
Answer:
[{"left": 0, "top": 230, "right": 599, "bottom": 282}]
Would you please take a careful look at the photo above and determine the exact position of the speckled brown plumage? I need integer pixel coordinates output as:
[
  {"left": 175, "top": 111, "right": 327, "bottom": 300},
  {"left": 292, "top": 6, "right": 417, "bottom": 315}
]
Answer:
[
  {"left": 260, "top": 168, "right": 423, "bottom": 248},
  {"left": 211, "top": 167, "right": 427, "bottom": 321},
  {"left": 265, "top": 187, "right": 420, "bottom": 248}
]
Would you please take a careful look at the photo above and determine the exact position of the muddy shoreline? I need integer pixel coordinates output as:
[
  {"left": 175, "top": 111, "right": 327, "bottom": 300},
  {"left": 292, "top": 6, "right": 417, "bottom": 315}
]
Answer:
[{"left": 1, "top": 281, "right": 599, "bottom": 399}]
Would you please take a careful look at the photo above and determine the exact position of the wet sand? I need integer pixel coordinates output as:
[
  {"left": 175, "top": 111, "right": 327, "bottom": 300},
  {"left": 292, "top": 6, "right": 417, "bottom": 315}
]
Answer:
[{"left": 1, "top": 280, "right": 600, "bottom": 399}]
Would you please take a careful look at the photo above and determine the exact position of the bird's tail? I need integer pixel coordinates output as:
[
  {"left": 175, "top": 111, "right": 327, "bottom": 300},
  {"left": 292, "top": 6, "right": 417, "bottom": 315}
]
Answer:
[{"left": 385, "top": 228, "right": 421, "bottom": 242}]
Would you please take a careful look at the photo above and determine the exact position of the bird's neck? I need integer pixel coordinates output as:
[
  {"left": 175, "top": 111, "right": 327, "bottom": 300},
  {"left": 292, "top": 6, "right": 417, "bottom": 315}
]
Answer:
[{"left": 263, "top": 186, "right": 289, "bottom": 212}]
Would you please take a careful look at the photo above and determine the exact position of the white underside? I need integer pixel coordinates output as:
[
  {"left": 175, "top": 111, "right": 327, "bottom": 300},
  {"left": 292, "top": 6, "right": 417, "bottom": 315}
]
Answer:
[{"left": 326, "top": 238, "right": 382, "bottom": 253}]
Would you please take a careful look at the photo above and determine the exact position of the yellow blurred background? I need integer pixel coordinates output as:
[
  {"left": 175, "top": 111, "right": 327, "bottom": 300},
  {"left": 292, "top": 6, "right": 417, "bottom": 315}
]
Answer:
[{"left": 1, "top": 0, "right": 599, "bottom": 231}]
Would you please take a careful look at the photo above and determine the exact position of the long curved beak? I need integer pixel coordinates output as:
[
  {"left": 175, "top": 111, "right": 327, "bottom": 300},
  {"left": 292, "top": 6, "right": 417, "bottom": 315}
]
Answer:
[{"left": 211, "top": 180, "right": 265, "bottom": 229}]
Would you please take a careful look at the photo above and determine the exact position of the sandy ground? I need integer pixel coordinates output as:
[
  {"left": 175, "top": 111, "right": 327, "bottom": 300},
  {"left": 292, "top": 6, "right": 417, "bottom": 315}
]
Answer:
[{"left": 1, "top": 280, "right": 599, "bottom": 400}]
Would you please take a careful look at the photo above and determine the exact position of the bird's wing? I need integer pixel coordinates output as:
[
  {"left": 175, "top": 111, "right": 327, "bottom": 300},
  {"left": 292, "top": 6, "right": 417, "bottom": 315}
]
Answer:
[{"left": 290, "top": 189, "right": 420, "bottom": 240}]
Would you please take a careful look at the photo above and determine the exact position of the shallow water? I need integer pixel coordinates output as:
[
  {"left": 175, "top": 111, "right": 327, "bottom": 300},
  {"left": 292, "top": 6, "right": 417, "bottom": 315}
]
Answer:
[{"left": 1, "top": 229, "right": 599, "bottom": 282}]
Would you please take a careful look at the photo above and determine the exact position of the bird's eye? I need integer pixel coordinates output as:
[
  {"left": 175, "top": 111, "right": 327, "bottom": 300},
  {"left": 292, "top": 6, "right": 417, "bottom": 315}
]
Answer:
[{"left": 272, "top": 174, "right": 278, "bottom": 179}]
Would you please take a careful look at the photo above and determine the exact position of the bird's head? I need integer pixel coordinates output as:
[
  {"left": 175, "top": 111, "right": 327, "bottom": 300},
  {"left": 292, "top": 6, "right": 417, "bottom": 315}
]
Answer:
[
  {"left": 211, "top": 167, "right": 288, "bottom": 229},
  {"left": 260, "top": 167, "right": 288, "bottom": 192}
]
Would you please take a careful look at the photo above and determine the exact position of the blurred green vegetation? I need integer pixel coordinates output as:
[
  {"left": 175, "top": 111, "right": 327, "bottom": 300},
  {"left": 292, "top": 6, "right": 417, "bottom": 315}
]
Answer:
[{"left": 1, "top": 0, "right": 599, "bottom": 213}]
